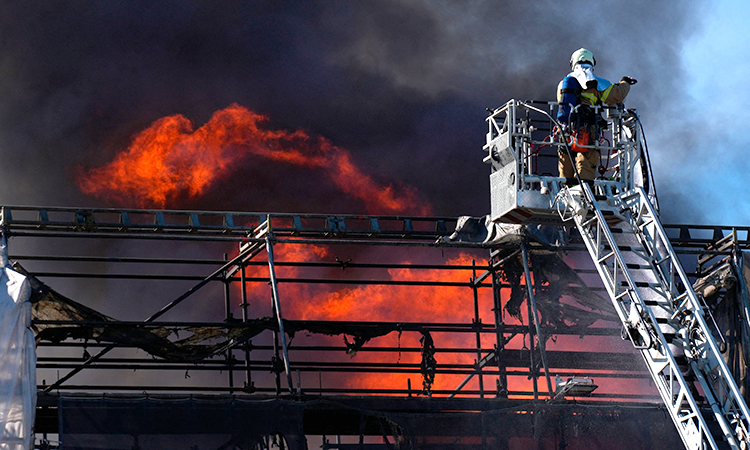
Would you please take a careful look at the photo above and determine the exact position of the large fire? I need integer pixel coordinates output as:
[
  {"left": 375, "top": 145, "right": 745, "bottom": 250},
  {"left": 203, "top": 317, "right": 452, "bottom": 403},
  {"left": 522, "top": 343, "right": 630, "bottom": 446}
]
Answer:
[
  {"left": 76, "top": 106, "right": 647, "bottom": 399},
  {"left": 78, "top": 104, "right": 430, "bottom": 215},
  {"left": 241, "top": 244, "right": 495, "bottom": 394},
  {"left": 238, "top": 244, "right": 651, "bottom": 398}
]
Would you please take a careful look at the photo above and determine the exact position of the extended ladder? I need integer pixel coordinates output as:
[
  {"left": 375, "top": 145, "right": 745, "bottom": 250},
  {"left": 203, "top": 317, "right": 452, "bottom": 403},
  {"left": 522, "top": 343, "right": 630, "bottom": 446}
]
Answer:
[{"left": 558, "top": 184, "right": 750, "bottom": 450}]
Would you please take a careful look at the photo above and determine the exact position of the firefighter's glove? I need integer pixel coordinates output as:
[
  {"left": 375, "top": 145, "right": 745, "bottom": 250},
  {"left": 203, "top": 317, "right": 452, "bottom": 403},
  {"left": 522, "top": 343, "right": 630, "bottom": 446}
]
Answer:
[{"left": 620, "top": 76, "right": 638, "bottom": 85}]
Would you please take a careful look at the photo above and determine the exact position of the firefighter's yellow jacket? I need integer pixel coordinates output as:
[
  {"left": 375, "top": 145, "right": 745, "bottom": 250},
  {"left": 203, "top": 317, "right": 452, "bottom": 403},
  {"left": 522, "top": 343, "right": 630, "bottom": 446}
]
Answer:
[{"left": 557, "top": 63, "right": 631, "bottom": 107}]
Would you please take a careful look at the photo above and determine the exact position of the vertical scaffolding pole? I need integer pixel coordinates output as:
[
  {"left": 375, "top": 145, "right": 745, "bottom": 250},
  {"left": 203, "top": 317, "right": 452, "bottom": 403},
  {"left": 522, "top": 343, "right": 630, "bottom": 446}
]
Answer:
[
  {"left": 240, "top": 258, "right": 253, "bottom": 390},
  {"left": 223, "top": 254, "right": 235, "bottom": 393},
  {"left": 490, "top": 250, "right": 509, "bottom": 397},
  {"left": 223, "top": 253, "right": 233, "bottom": 320},
  {"left": 520, "top": 245, "right": 554, "bottom": 397},
  {"left": 472, "top": 260, "right": 485, "bottom": 397},
  {"left": 272, "top": 324, "right": 282, "bottom": 395},
  {"left": 266, "top": 233, "right": 295, "bottom": 394},
  {"left": 526, "top": 290, "right": 539, "bottom": 399}
]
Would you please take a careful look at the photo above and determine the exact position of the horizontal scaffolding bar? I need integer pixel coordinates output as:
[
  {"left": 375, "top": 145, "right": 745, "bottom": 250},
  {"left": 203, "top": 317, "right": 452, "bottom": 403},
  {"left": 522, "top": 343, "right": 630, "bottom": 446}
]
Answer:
[{"left": 3, "top": 204, "right": 749, "bottom": 248}]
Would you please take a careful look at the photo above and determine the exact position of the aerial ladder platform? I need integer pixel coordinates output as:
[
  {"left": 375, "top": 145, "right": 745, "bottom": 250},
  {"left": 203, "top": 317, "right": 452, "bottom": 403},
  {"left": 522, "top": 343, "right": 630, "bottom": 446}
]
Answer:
[{"left": 486, "top": 100, "right": 750, "bottom": 450}]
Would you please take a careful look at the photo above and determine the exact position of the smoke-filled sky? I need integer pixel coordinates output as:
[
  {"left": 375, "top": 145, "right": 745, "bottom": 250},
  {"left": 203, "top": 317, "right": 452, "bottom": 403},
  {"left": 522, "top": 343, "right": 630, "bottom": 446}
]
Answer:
[{"left": 0, "top": 1, "right": 744, "bottom": 225}]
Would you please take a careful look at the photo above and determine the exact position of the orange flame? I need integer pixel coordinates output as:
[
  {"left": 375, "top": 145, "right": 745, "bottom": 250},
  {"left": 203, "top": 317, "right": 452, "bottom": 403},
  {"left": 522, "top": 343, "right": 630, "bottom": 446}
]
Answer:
[
  {"left": 238, "top": 245, "right": 653, "bottom": 398},
  {"left": 78, "top": 104, "right": 431, "bottom": 215},
  {"left": 240, "top": 245, "right": 496, "bottom": 394},
  {"left": 77, "top": 106, "right": 649, "bottom": 398}
]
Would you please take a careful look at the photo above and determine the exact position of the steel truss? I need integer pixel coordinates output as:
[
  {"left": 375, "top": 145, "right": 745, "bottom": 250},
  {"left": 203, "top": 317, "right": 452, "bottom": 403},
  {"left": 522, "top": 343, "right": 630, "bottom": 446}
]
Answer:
[
  {"left": 0, "top": 204, "right": 746, "bottom": 450},
  {"left": 0, "top": 207, "right": 741, "bottom": 405},
  {"left": 483, "top": 98, "right": 750, "bottom": 449},
  {"left": 558, "top": 185, "right": 750, "bottom": 449}
]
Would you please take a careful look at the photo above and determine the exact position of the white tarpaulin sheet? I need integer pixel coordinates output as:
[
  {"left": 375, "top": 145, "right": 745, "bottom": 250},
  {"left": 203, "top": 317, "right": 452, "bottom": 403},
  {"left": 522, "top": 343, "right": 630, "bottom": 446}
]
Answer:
[{"left": 0, "top": 239, "right": 35, "bottom": 450}]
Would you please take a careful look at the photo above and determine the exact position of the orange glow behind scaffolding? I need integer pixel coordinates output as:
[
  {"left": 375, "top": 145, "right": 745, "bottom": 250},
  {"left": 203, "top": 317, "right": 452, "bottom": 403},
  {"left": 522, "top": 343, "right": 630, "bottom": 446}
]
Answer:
[{"left": 74, "top": 107, "right": 651, "bottom": 399}]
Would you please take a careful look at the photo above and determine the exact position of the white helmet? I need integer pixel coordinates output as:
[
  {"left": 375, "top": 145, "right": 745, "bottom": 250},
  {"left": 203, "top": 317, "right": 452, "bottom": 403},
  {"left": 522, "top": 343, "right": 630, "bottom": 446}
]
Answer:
[{"left": 570, "top": 48, "right": 595, "bottom": 69}]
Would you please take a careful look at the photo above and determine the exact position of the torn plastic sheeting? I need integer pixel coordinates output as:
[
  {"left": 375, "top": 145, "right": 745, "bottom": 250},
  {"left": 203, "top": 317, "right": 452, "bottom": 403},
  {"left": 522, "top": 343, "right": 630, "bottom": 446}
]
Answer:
[
  {"left": 0, "top": 239, "right": 36, "bottom": 450},
  {"left": 500, "top": 251, "right": 615, "bottom": 334},
  {"left": 22, "top": 257, "right": 442, "bottom": 394},
  {"left": 25, "top": 262, "right": 440, "bottom": 393},
  {"left": 442, "top": 216, "right": 524, "bottom": 245},
  {"left": 17, "top": 262, "right": 271, "bottom": 362},
  {"left": 442, "top": 216, "right": 569, "bottom": 248}
]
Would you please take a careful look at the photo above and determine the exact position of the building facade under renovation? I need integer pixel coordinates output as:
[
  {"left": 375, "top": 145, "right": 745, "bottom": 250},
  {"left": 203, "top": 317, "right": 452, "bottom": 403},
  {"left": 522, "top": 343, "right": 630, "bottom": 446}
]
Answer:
[{"left": 2, "top": 100, "right": 750, "bottom": 449}]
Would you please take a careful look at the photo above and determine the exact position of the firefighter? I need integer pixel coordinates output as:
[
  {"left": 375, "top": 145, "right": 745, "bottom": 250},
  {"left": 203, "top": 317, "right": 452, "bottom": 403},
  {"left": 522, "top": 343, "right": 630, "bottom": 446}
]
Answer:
[{"left": 556, "top": 48, "right": 637, "bottom": 180}]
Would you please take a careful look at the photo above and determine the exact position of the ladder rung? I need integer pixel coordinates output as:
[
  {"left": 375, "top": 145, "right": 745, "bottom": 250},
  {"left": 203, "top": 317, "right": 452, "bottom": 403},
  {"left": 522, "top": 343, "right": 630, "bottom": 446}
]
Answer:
[
  {"left": 619, "top": 281, "right": 660, "bottom": 288},
  {"left": 582, "top": 216, "right": 599, "bottom": 228},
  {"left": 620, "top": 191, "right": 640, "bottom": 201},
  {"left": 639, "top": 217, "right": 655, "bottom": 227},
  {"left": 617, "top": 246, "right": 645, "bottom": 252},
  {"left": 615, "top": 290, "right": 630, "bottom": 301},
  {"left": 654, "top": 254, "right": 672, "bottom": 265},
  {"left": 597, "top": 252, "right": 615, "bottom": 264}
]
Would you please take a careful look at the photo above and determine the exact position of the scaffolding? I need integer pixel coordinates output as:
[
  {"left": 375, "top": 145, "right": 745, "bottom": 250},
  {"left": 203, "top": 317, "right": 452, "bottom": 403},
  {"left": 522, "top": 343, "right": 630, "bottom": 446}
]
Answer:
[
  {"left": 1, "top": 99, "right": 749, "bottom": 449},
  {"left": 1, "top": 204, "right": 747, "bottom": 449}
]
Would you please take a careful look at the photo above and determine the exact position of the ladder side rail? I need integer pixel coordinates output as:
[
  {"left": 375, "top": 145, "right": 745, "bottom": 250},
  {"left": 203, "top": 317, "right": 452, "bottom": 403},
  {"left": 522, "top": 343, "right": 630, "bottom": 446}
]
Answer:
[
  {"left": 732, "top": 248, "right": 750, "bottom": 397},
  {"left": 592, "top": 185, "right": 749, "bottom": 448},
  {"left": 586, "top": 214, "right": 635, "bottom": 332},
  {"left": 572, "top": 183, "right": 722, "bottom": 450},
  {"left": 632, "top": 187, "right": 750, "bottom": 441},
  {"left": 615, "top": 192, "right": 675, "bottom": 299},
  {"left": 636, "top": 188, "right": 750, "bottom": 401},
  {"left": 630, "top": 188, "right": 750, "bottom": 450}
]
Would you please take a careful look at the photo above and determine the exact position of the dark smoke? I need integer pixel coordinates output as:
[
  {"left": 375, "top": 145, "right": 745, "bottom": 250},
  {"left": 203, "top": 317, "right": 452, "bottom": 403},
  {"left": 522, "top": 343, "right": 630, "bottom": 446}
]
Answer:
[
  {"left": 0, "top": 1, "right": 700, "bottom": 218},
  {"left": 1, "top": 5, "right": 709, "bottom": 432}
]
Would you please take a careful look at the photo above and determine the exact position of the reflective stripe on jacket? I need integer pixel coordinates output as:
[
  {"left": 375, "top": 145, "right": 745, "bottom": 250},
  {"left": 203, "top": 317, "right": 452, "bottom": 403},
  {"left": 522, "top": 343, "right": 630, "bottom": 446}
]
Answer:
[{"left": 558, "top": 65, "right": 631, "bottom": 107}]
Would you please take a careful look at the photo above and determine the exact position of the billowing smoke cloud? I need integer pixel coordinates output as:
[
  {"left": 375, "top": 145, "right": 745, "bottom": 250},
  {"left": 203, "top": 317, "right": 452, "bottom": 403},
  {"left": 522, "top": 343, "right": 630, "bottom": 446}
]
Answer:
[
  {"left": 2, "top": 2, "right": 708, "bottom": 407},
  {"left": 0, "top": 1, "right": 700, "bottom": 220}
]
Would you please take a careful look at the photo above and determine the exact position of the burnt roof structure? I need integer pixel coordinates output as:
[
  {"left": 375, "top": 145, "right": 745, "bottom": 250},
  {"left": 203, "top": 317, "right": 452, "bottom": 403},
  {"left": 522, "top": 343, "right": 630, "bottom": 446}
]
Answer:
[{"left": 4, "top": 205, "right": 747, "bottom": 449}]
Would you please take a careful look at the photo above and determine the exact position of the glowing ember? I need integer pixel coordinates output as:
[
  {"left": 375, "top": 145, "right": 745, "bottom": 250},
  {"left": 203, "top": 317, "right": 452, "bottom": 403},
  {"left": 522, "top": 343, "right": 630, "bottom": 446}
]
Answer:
[{"left": 78, "top": 104, "right": 430, "bottom": 214}]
